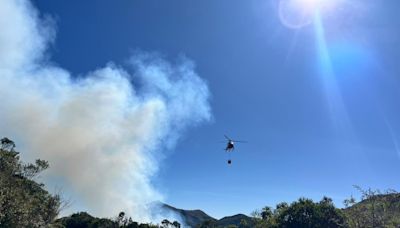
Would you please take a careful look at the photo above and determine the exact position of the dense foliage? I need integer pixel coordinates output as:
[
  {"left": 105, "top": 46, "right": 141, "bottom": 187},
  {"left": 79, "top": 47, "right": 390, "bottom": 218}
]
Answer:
[
  {"left": 198, "top": 197, "right": 346, "bottom": 228},
  {"left": 54, "top": 212, "right": 169, "bottom": 228},
  {"left": 251, "top": 197, "right": 346, "bottom": 228},
  {"left": 343, "top": 187, "right": 400, "bottom": 228},
  {"left": 54, "top": 212, "right": 183, "bottom": 228},
  {"left": 0, "top": 137, "right": 61, "bottom": 227}
]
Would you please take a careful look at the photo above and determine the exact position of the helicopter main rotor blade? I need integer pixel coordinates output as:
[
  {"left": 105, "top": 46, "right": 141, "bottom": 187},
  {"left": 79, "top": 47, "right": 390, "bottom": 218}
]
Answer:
[
  {"left": 224, "top": 135, "right": 231, "bottom": 140},
  {"left": 232, "top": 140, "right": 247, "bottom": 143}
]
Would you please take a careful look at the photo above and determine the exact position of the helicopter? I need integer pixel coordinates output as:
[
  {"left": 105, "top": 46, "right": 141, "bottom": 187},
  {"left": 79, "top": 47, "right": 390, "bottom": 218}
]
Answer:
[{"left": 221, "top": 135, "right": 247, "bottom": 164}]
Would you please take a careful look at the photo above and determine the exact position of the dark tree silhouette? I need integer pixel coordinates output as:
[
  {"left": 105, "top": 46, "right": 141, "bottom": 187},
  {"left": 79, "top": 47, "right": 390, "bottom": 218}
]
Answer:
[{"left": 0, "top": 138, "right": 61, "bottom": 227}]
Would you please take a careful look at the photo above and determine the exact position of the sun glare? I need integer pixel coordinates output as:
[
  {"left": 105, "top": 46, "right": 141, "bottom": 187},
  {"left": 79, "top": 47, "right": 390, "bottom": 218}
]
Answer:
[
  {"left": 298, "top": 0, "right": 339, "bottom": 12},
  {"left": 301, "top": 0, "right": 323, "bottom": 8},
  {"left": 278, "top": 0, "right": 341, "bottom": 29}
]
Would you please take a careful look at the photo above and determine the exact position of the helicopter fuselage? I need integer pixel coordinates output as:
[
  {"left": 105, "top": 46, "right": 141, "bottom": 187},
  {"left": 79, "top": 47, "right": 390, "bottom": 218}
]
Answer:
[{"left": 225, "top": 140, "right": 234, "bottom": 151}]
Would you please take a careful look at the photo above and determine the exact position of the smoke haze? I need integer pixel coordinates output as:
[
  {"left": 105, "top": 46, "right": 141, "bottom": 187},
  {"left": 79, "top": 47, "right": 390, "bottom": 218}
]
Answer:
[{"left": 0, "top": 0, "right": 211, "bottom": 222}]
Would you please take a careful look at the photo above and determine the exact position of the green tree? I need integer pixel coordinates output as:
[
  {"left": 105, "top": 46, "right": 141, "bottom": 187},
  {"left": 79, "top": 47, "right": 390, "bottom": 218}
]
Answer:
[
  {"left": 253, "top": 197, "right": 346, "bottom": 228},
  {"left": 261, "top": 206, "right": 273, "bottom": 220},
  {"left": 0, "top": 137, "right": 61, "bottom": 227},
  {"left": 275, "top": 197, "right": 345, "bottom": 228}
]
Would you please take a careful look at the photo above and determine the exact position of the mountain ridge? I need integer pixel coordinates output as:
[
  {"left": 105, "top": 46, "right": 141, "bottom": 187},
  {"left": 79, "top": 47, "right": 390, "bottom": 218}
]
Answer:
[
  {"left": 161, "top": 203, "right": 253, "bottom": 227},
  {"left": 161, "top": 203, "right": 216, "bottom": 227}
]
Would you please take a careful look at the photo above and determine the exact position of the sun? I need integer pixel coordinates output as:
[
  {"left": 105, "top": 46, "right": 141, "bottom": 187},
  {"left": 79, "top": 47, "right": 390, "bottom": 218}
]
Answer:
[
  {"left": 302, "top": 0, "right": 340, "bottom": 12},
  {"left": 278, "top": 0, "right": 341, "bottom": 29},
  {"left": 301, "top": 0, "right": 328, "bottom": 9}
]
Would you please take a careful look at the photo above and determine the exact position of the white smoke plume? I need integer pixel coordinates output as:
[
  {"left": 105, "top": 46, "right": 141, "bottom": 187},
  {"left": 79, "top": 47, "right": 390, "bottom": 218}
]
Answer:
[{"left": 0, "top": 0, "right": 211, "bottom": 222}]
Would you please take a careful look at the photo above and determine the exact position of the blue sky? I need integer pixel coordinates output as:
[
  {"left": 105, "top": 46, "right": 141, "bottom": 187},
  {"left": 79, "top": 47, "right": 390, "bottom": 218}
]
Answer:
[{"left": 32, "top": 0, "right": 400, "bottom": 218}]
